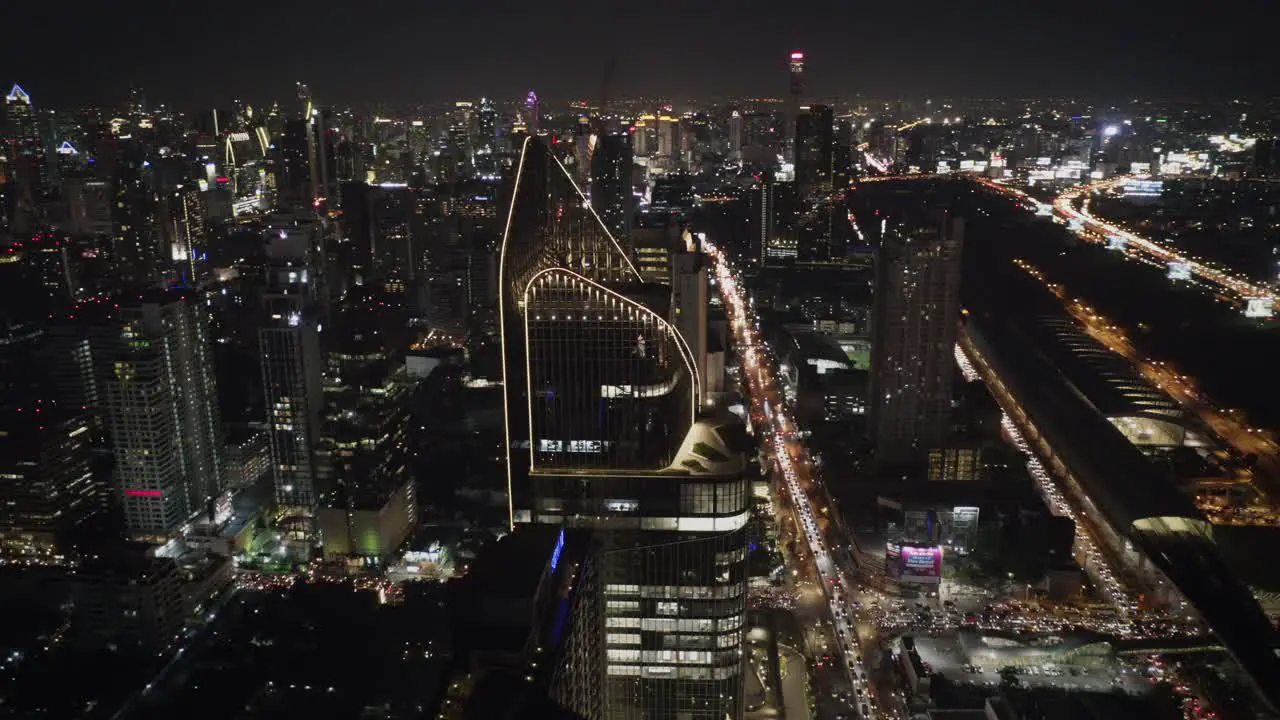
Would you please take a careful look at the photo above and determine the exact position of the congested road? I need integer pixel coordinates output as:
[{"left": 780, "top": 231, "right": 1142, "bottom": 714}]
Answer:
[
  {"left": 1055, "top": 181, "right": 1272, "bottom": 305},
  {"left": 705, "top": 239, "right": 890, "bottom": 720},
  {"left": 975, "top": 176, "right": 1274, "bottom": 309}
]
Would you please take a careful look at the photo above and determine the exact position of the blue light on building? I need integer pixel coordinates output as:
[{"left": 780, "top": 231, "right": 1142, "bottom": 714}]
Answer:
[{"left": 550, "top": 528, "right": 566, "bottom": 572}]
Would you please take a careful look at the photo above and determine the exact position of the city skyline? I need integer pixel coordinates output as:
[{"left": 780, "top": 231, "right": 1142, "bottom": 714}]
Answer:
[
  {"left": 4, "top": 0, "right": 1274, "bottom": 108},
  {"left": 3, "top": 13, "right": 1280, "bottom": 717}
]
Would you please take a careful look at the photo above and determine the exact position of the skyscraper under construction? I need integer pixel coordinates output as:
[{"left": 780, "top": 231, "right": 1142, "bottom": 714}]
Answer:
[{"left": 498, "top": 136, "right": 748, "bottom": 720}]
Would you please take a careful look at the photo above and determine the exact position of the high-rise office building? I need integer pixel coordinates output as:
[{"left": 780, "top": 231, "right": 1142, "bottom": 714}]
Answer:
[
  {"left": 749, "top": 173, "right": 774, "bottom": 266},
  {"left": 727, "top": 110, "right": 743, "bottom": 163},
  {"left": 103, "top": 289, "right": 225, "bottom": 540},
  {"left": 277, "top": 119, "right": 313, "bottom": 209},
  {"left": 785, "top": 51, "right": 805, "bottom": 164},
  {"left": 795, "top": 105, "right": 834, "bottom": 193},
  {"left": 161, "top": 184, "right": 208, "bottom": 286},
  {"left": 258, "top": 220, "right": 328, "bottom": 549},
  {"left": 4, "top": 83, "right": 44, "bottom": 204},
  {"left": 869, "top": 210, "right": 963, "bottom": 467},
  {"left": 112, "top": 140, "right": 160, "bottom": 286},
  {"left": 315, "top": 291, "right": 416, "bottom": 563},
  {"left": 499, "top": 137, "right": 748, "bottom": 720},
  {"left": 0, "top": 399, "right": 97, "bottom": 560},
  {"left": 590, "top": 132, "right": 633, "bottom": 243},
  {"left": 476, "top": 98, "right": 499, "bottom": 178}
]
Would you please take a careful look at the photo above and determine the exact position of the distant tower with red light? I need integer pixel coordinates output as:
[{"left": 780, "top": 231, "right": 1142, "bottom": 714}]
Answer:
[{"left": 786, "top": 51, "right": 806, "bottom": 164}]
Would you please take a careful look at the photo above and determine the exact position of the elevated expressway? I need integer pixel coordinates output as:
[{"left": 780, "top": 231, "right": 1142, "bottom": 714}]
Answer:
[{"left": 958, "top": 297, "right": 1280, "bottom": 711}]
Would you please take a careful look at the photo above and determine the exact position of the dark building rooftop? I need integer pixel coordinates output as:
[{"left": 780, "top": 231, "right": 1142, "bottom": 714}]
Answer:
[{"left": 463, "top": 525, "right": 563, "bottom": 601}]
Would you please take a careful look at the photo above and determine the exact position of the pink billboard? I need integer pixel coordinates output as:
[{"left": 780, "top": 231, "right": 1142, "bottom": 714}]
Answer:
[{"left": 898, "top": 544, "right": 943, "bottom": 582}]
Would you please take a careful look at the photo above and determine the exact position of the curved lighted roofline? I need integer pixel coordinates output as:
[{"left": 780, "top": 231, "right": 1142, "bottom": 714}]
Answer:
[
  {"left": 521, "top": 266, "right": 702, "bottom": 409},
  {"left": 548, "top": 154, "right": 644, "bottom": 283},
  {"left": 497, "top": 134, "right": 533, "bottom": 530},
  {"left": 521, "top": 266, "right": 702, "bottom": 471}
]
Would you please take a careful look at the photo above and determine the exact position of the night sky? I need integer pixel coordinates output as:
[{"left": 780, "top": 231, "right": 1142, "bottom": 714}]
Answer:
[{"left": 5, "top": 0, "right": 1274, "bottom": 109}]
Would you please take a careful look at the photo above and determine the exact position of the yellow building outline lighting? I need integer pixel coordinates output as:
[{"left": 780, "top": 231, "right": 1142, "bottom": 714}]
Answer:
[
  {"left": 549, "top": 154, "right": 643, "bottom": 283},
  {"left": 498, "top": 137, "right": 703, "bottom": 529},
  {"left": 497, "top": 135, "right": 533, "bottom": 530},
  {"left": 521, "top": 267, "right": 702, "bottom": 463}
]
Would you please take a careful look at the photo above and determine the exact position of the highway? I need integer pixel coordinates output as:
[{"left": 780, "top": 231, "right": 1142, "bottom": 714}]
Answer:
[
  {"left": 706, "top": 239, "right": 891, "bottom": 720},
  {"left": 975, "top": 176, "right": 1274, "bottom": 309},
  {"left": 1057, "top": 181, "right": 1271, "bottom": 304}
]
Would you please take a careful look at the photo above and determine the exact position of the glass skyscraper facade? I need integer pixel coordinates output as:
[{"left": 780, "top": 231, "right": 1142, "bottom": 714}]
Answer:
[{"left": 500, "top": 136, "right": 748, "bottom": 719}]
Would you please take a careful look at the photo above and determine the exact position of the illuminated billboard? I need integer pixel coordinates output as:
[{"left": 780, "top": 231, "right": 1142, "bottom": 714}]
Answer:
[
  {"left": 1122, "top": 179, "right": 1163, "bottom": 197},
  {"left": 1167, "top": 261, "right": 1191, "bottom": 281},
  {"left": 1245, "top": 297, "right": 1276, "bottom": 319},
  {"left": 886, "top": 542, "right": 943, "bottom": 584}
]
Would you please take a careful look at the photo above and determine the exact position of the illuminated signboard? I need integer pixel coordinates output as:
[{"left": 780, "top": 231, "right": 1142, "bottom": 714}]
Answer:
[
  {"left": 550, "top": 529, "right": 566, "bottom": 572},
  {"left": 227, "top": 132, "right": 252, "bottom": 142},
  {"left": 898, "top": 544, "right": 943, "bottom": 583},
  {"left": 1122, "top": 179, "right": 1163, "bottom": 197},
  {"left": 1167, "top": 261, "right": 1191, "bottom": 281},
  {"left": 539, "top": 439, "right": 607, "bottom": 453},
  {"left": 1245, "top": 297, "right": 1275, "bottom": 319}
]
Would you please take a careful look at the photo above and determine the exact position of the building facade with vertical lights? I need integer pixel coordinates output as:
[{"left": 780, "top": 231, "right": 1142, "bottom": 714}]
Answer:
[{"left": 499, "top": 136, "right": 748, "bottom": 719}]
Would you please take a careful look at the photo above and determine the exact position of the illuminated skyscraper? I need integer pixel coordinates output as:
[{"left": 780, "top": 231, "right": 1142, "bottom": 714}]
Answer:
[
  {"left": 277, "top": 119, "right": 313, "bottom": 209},
  {"left": 727, "top": 110, "right": 743, "bottom": 162},
  {"left": 500, "top": 137, "right": 748, "bottom": 719},
  {"left": 259, "top": 220, "right": 328, "bottom": 550},
  {"left": 103, "top": 289, "right": 225, "bottom": 540},
  {"left": 160, "top": 184, "right": 207, "bottom": 286},
  {"left": 4, "top": 83, "right": 44, "bottom": 203},
  {"left": 0, "top": 399, "right": 97, "bottom": 560},
  {"left": 795, "top": 104, "right": 834, "bottom": 193},
  {"left": 112, "top": 140, "right": 160, "bottom": 286},
  {"left": 525, "top": 91, "right": 541, "bottom": 135},
  {"left": 590, "top": 132, "right": 633, "bottom": 243},
  {"left": 869, "top": 210, "right": 963, "bottom": 467},
  {"left": 476, "top": 97, "right": 499, "bottom": 178},
  {"left": 785, "top": 52, "right": 805, "bottom": 164}
]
